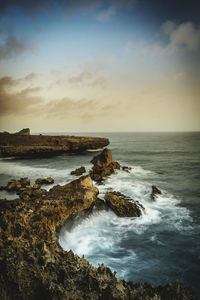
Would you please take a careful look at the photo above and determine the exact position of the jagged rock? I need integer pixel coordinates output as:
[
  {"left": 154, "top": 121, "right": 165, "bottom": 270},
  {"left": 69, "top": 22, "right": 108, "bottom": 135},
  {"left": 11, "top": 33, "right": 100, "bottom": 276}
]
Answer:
[
  {"left": 0, "top": 176, "right": 195, "bottom": 299},
  {"left": 48, "top": 175, "right": 98, "bottom": 205},
  {"left": 35, "top": 177, "right": 54, "bottom": 185},
  {"left": 93, "top": 198, "right": 107, "bottom": 211},
  {"left": 70, "top": 166, "right": 86, "bottom": 176},
  {"left": 32, "top": 183, "right": 41, "bottom": 190},
  {"left": 105, "top": 191, "right": 144, "bottom": 217},
  {"left": 14, "top": 128, "right": 30, "bottom": 135},
  {"left": 151, "top": 185, "right": 162, "bottom": 200},
  {"left": 0, "top": 177, "right": 31, "bottom": 192},
  {"left": 122, "top": 166, "right": 132, "bottom": 173},
  {"left": 0, "top": 131, "right": 109, "bottom": 158},
  {"left": 90, "top": 148, "right": 120, "bottom": 182}
]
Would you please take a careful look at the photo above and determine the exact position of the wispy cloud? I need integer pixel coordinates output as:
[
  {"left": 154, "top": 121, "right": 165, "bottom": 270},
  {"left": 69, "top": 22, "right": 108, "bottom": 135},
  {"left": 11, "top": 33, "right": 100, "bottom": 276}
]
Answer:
[
  {"left": 0, "top": 76, "right": 42, "bottom": 116},
  {"left": 0, "top": 74, "right": 112, "bottom": 121},
  {"left": 0, "top": 36, "right": 29, "bottom": 60},
  {"left": 67, "top": 65, "right": 108, "bottom": 88}
]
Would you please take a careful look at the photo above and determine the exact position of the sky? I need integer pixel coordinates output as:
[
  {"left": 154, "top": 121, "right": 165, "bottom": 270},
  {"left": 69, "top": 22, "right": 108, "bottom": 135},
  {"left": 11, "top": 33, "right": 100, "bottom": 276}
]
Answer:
[{"left": 0, "top": 0, "right": 200, "bottom": 132}]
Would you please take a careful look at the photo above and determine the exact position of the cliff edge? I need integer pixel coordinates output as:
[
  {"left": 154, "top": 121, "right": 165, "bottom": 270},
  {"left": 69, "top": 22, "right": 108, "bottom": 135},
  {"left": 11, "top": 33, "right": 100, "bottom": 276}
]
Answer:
[{"left": 0, "top": 129, "right": 109, "bottom": 157}]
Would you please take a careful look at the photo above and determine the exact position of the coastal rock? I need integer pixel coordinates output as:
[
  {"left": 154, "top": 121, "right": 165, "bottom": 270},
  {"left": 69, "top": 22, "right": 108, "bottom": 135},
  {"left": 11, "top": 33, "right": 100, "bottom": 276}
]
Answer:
[
  {"left": 0, "top": 177, "right": 31, "bottom": 192},
  {"left": 90, "top": 148, "right": 120, "bottom": 182},
  {"left": 48, "top": 175, "right": 99, "bottom": 204},
  {"left": 151, "top": 185, "right": 162, "bottom": 200},
  {"left": 14, "top": 128, "right": 30, "bottom": 135},
  {"left": 35, "top": 177, "right": 54, "bottom": 185},
  {"left": 0, "top": 130, "right": 109, "bottom": 158},
  {"left": 122, "top": 166, "right": 132, "bottom": 173},
  {"left": 70, "top": 166, "right": 86, "bottom": 176},
  {"left": 0, "top": 176, "right": 195, "bottom": 299},
  {"left": 105, "top": 191, "right": 144, "bottom": 217},
  {"left": 93, "top": 198, "right": 108, "bottom": 211}
]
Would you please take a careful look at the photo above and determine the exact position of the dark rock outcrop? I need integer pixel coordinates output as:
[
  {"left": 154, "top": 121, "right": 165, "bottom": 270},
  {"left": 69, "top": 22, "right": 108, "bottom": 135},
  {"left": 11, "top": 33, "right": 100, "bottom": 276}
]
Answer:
[
  {"left": 35, "top": 177, "right": 54, "bottom": 185},
  {"left": 0, "top": 176, "right": 195, "bottom": 299},
  {"left": 70, "top": 166, "right": 86, "bottom": 176},
  {"left": 151, "top": 185, "right": 162, "bottom": 200},
  {"left": 14, "top": 128, "right": 30, "bottom": 135},
  {"left": 90, "top": 148, "right": 120, "bottom": 182},
  {"left": 122, "top": 166, "right": 132, "bottom": 173},
  {"left": 105, "top": 191, "right": 144, "bottom": 217},
  {"left": 0, "top": 131, "right": 109, "bottom": 158}
]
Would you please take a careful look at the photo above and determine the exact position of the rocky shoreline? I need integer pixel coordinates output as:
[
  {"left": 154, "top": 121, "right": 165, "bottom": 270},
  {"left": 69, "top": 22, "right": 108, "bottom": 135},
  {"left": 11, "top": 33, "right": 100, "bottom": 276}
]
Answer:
[
  {"left": 0, "top": 148, "right": 195, "bottom": 299},
  {"left": 0, "top": 129, "right": 109, "bottom": 158}
]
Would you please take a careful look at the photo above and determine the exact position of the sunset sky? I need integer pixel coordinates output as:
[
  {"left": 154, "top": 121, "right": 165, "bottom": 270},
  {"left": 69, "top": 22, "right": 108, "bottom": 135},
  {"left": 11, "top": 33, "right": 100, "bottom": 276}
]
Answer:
[{"left": 0, "top": 0, "right": 199, "bottom": 132}]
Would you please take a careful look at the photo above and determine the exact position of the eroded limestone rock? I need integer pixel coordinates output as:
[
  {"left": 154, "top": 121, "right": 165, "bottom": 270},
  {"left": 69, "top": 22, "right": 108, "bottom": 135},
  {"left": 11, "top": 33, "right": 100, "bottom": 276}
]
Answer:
[
  {"left": 105, "top": 191, "right": 144, "bottom": 217},
  {"left": 90, "top": 148, "right": 120, "bottom": 182}
]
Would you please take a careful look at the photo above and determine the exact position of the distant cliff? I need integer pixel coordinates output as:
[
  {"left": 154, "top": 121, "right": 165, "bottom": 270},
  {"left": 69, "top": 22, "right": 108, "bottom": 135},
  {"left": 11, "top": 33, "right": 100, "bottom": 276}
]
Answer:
[{"left": 0, "top": 129, "right": 109, "bottom": 157}]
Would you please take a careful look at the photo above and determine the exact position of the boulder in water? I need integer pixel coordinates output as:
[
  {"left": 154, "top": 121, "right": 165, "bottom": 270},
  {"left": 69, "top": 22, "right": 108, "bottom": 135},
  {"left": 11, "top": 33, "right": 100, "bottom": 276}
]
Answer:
[
  {"left": 35, "top": 177, "right": 54, "bottom": 185},
  {"left": 90, "top": 148, "right": 120, "bottom": 182},
  {"left": 70, "top": 166, "right": 86, "bottom": 176},
  {"left": 105, "top": 191, "right": 144, "bottom": 217},
  {"left": 0, "top": 177, "right": 31, "bottom": 192},
  {"left": 122, "top": 166, "right": 132, "bottom": 173},
  {"left": 151, "top": 185, "right": 162, "bottom": 200}
]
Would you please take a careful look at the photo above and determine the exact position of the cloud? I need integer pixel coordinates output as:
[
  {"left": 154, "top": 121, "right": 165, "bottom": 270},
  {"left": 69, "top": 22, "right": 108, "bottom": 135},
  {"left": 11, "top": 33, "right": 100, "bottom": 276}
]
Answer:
[
  {"left": 23, "top": 72, "right": 37, "bottom": 81},
  {"left": 168, "top": 22, "right": 200, "bottom": 51},
  {"left": 0, "top": 74, "right": 112, "bottom": 121},
  {"left": 0, "top": 36, "right": 29, "bottom": 60},
  {"left": 68, "top": 66, "right": 108, "bottom": 87},
  {"left": 140, "top": 21, "right": 200, "bottom": 57},
  {"left": 0, "top": 76, "right": 42, "bottom": 116},
  {"left": 47, "top": 97, "right": 114, "bottom": 121}
]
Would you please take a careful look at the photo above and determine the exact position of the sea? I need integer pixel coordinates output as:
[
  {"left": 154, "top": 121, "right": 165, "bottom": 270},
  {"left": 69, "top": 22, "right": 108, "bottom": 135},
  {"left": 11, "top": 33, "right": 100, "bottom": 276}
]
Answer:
[{"left": 0, "top": 132, "right": 200, "bottom": 298}]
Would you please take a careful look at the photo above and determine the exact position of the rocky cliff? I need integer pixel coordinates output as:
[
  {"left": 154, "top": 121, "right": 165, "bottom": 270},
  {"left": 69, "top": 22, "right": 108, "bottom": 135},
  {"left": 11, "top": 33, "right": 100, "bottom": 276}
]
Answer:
[
  {"left": 0, "top": 130, "right": 109, "bottom": 157},
  {"left": 0, "top": 174, "right": 195, "bottom": 300}
]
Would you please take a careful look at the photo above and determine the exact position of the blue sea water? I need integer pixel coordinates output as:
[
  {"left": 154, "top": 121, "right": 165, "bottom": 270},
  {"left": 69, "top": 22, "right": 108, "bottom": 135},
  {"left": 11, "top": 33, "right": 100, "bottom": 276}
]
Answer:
[{"left": 0, "top": 132, "right": 200, "bottom": 297}]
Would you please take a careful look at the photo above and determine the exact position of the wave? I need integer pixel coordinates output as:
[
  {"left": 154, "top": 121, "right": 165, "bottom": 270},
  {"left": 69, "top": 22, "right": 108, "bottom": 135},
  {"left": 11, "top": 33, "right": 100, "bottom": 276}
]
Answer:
[{"left": 59, "top": 164, "right": 193, "bottom": 276}]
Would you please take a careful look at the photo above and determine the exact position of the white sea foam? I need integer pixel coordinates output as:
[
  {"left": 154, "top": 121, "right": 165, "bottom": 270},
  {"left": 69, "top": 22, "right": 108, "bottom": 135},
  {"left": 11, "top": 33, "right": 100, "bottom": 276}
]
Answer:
[
  {"left": 0, "top": 159, "right": 91, "bottom": 187},
  {"left": 59, "top": 163, "right": 193, "bottom": 269},
  {"left": 0, "top": 158, "right": 193, "bottom": 274}
]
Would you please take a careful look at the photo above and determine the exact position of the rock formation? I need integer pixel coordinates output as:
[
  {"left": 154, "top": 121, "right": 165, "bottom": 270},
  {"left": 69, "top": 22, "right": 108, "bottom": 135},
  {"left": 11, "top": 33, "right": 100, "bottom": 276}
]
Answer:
[
  {"left": 105, "top": 191, "right": 144, "bottom": 217},
  {"left": 0, "top": 177, "right": 31, "bottom": 192},
  {"left": 14, "top": 128, "right": 30, "bottom": 135},
  {"left": 70, "top": 166, "right": 86, "bottom": 176},
  {"left": 35, "top": 177, "right": 54, "bottom": 185},
  {"left": 151, "top": 185, "right": 162, "bottom": 200},
  {"left": 122, "top": 166, "right": 132, "bottom": 173},
  {"left": 0, "top": 130, "right": 109, "bottom": 158},
  {"left": 90, "top": 148, "right": 120, "bottom": 182},
  {"left": 0, "top": 175, "right": 195, "bottom": 299}
]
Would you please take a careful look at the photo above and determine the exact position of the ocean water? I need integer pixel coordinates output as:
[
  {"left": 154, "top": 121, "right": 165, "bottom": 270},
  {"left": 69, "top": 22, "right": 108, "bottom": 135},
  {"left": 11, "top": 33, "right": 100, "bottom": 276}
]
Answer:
[{"left": 1, "top": 132, "right": 200, "bottom": 297}]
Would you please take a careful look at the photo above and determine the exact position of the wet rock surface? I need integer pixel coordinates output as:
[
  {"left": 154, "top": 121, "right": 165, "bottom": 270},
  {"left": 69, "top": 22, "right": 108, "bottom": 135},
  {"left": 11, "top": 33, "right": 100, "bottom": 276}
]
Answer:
[
  {"left": 105, "top": 191, "right": 145, "bottom": 217},
  {"left": 90, "top": 148, "right": 120, "bottom": 182},
  {"left": 35, "top": 177, "right": 54, "bottom": 185},
  {"left": 0, "top": 150, "right": 195, "bottom": 300},
  {"left": 0, "top": 177, "right": 31, "bottom": 192},
  {"left": 122, "top": 166, "right": 132, "bottom": 173},
  {"left": 70, "top": 166, "right": 86, "bottom": 176},
  {"left": 151, "top": 185, "right": 162, "bottom": 200}
]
